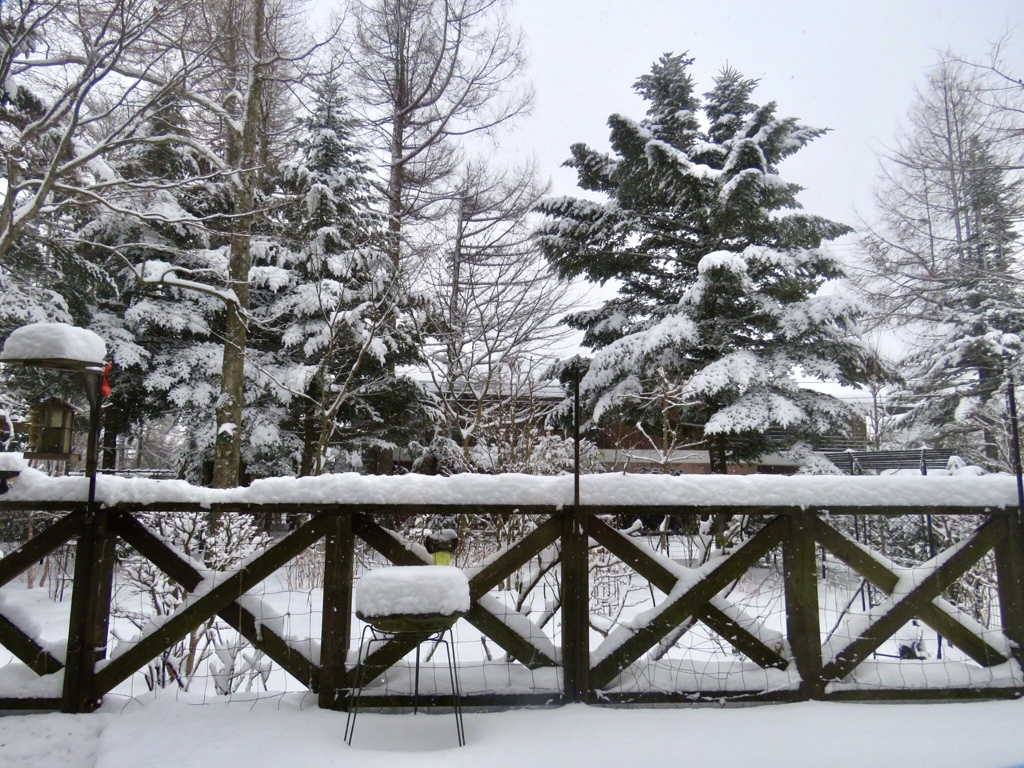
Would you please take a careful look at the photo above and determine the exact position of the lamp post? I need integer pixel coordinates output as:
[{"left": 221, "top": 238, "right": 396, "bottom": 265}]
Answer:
[{"left": 0, "top": 323, "right": 112, "bottom": 713}]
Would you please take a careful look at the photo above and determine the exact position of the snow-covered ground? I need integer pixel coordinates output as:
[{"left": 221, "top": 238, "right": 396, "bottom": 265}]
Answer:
[{"left": 2, "top": 693, "right": 1024, "bottom": 768}]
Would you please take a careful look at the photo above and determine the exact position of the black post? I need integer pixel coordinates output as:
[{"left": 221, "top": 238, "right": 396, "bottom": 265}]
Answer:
[
  {"left": 81, "top": 370, "right": 103, "bottom": 506},
  {"left": 998, "top": 370, "right": 1024, "bottom": 657},
  {"left": 573, "top": 360, "right": 581, "bottom": 510},
  {"left": 61, "top": 366, "right": 111, "bottom": 712},
  {"left": 1007, "top": 372, "right": 1024, "bottom": 512},
  {"left": 561, "top": 360, "right": 589, "bottom": 703},
  {"left": 924, "top": 512, "right": 942, "bottom": 658}
]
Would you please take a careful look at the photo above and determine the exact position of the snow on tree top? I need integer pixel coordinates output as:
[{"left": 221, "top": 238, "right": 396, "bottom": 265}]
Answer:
[
  {"left": 0, "top": 323, "right": 107, "bottom": 366},
  {"left": 356, "top": 566, "right": 470, "bottom": 618}
]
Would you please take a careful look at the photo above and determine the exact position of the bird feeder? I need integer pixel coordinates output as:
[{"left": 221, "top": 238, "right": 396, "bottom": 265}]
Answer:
[
  {"left": 425, "top": 524, "right": 459, "bottom": 566},
  {"left": 24, "top": 397, "right": 80, "bottom": 461},
  {"left": 0, "top": 322, "right": 109, "bottom": 504}
]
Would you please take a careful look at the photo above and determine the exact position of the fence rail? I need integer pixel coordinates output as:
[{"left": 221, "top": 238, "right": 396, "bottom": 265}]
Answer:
[{"left": 0, "top": 493, "right": 1022, "bottom": 712}]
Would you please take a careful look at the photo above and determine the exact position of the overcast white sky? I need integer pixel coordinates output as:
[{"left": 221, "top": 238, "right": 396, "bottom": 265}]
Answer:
[
  {"left": 312, "top": 0, "right": 1021, "bottom": 239},
  {"left": 498, "top": 0, "right": 1022, "bottom": 230}
]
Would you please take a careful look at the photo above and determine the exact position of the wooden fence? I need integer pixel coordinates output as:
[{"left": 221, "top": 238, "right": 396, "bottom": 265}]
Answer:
[{"left": 0, "top": 495, "right": 1022, "bottom": 713}]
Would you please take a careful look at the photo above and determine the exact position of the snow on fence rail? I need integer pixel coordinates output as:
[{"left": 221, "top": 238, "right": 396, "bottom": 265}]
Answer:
[{"left": 0, "top": 468, "right": 1022, "bottom": 713}]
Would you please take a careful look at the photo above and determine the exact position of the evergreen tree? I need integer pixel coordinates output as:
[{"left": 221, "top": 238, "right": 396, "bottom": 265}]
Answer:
[
  {"left": 73, "top": 95, "right": 231, "bottom": 476},
  {"left": 260, "top": 75, "right": 425, "bottom": 476},
  {"left": 537, "top": 54, "right": 874, "bottom": 472}
]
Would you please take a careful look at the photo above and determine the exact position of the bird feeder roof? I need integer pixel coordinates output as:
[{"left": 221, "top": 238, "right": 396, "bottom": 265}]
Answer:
[{"left": 0, "top": 323, "right": 107, "bottom": 371}]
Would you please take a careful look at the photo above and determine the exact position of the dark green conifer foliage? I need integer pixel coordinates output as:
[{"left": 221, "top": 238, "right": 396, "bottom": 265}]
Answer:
[
  {"left": 266, "top": 75, "right": 425, "bottom": 475},
  {"left": 537, "top": 54, "right": 873, "bottom": 472}
]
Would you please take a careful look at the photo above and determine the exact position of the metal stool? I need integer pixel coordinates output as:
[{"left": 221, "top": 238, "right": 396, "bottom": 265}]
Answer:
[
  {"left": 345, "top": 565, "right": 470, "bottom": 747},
  {"left": 344, "top": 615, "right": 465, "bottom": 747}
]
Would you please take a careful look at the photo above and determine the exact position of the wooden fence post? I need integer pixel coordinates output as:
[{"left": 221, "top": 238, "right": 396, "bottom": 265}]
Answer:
[
  {"left": 61, "top": 508, "right": 115, "bottom": 713},
  {"left": 561, "top": 507, "right": 589, "bottom": 703},
  {"left": 783, "top": 512, "right": 823, "bottom": 699},
  {"left": 319, "top": 513, "right": 355, "bottom": 710},
  {"left": 995, "top": 511, "right": 1024, "bottom": 659}
]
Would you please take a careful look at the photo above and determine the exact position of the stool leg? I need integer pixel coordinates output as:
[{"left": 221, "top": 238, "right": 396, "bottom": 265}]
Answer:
[
  {"left": 443, "top": 627, "right": 465, "bottom": 746},
  {"left": 344, "top": 625, "right": 373, "bottom": 745},
  {"left": 412, "top": 639, "right": 422, "bottom": 715}
]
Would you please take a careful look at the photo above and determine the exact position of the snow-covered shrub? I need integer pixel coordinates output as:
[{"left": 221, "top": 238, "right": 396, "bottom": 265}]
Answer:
[
  {"left": 113, "top": 511, "right": 270, "bottom": 692},
  {"left": 207, "top": 624, "right": 271, "bottom": 695},
  {"left": 786, "top": 444, "right": 846, "bottom": 475}
]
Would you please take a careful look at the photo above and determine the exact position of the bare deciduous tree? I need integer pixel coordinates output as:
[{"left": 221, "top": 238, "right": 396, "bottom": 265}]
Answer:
[
  {"left": 854, "top": 52, "right": 1024, "bottom": 469},
  {"left": 857, "top": 55, "right": 1024, "bottom": 324},
  {"left": 0, "top": 0, "right": 192, "bottom": 262},
  {"left": 421, "top": 158, "right": 574, "bottom": 456},
  {"left": 347, "top": 0, "right": 532, "bottom": 270}
]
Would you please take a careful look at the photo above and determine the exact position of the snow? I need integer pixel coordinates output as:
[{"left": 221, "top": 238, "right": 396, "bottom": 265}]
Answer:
[
  {"left": 698, "top": 250, "right": 751, "bottom": 276},
  {"left": 608, "top": 658, "right": 798, "bottom": 694},
  {"left": 830, "top": 660, "right": 1023, "bottom": 692},
  {"left": 1, "top": 693, "right": 1023, "bottom": 768},
  {"left": 0, "top": 452, "right": 26, "bottom": 472},
  {"left": 0, "top": 663, "right": 63, "bottom": 698},
  {"left": 2, "top": 471, "right": 1024, "bottom": 766},
  {"left": 3, "top": 467, "right": 1021, "bottom": 510},
  {"left": 356, "top": 566, "right": 470, "bottom": 618},
  {"left": 0, "top": 323, "right": 107, "bottom": 365}
]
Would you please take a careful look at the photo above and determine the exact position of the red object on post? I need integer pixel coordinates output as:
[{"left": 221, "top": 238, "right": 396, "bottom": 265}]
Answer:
[{"left": 99, "top": 362, "right": 112, "bottom": 398}]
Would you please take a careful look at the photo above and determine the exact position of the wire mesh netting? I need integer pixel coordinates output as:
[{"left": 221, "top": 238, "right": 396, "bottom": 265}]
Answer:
[
  {"left": 0, "top": 510, "right": 564, "bottom": 707},
  {"left": 599, "top": 512, "right": 1016, "bottom": 699},
  {"left": 0, "top": 509, "right": 1019, "bottom": 706}
]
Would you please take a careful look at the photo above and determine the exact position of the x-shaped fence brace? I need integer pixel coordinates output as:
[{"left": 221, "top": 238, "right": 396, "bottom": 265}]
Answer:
[
  {"left": 587, "top": 514, "right": 790, "bottom": 690},
  {"left": 0, "top": 507, "right": 566, "bottom": 710},
  {"left": 0, "top": 506, "right": 1020, "bottom": 710},
  {"left": 583, "top": 513, "right": 1019, "bottom": 693},
  {"left": 0, "top": 510, "right": 82, "bottom": 677}
]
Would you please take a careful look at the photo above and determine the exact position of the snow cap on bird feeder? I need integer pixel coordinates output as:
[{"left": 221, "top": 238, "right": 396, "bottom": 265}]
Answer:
[
  {"left": 1, "top": 323, "right": 109, "bottom": 500},
  {"left": 0, "top": 322, "right": 107, "bottom": 371}
]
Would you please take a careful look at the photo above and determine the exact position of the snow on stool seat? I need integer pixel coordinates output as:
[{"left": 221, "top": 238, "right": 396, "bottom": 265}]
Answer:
[
  {"left": 347, "top": 565, "right": 470, "bottom": 747},
  {"left": 356, "top": 565, "right": 470, "bottom": 633}
]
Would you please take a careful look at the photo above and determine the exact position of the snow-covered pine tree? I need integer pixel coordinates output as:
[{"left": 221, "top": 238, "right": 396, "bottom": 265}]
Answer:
[
  {"left": 67, "top": 93, "right": 234, "bottom": 478},
  {"left": 70, "top": 95, "right": 223, "bottom": 473},
  {"left": 260, "top": 74, "right": 425, "bottom": 476},
  {"left": 536, "top": 54, "right": 874, "bottom": 473}
]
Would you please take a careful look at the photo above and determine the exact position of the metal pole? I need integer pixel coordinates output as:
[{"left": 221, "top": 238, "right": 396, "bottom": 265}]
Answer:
[
  {"left": 1007, "top": 371, "right": 1024, "bottom": 513},
  {"left": 573, "top": 360, "right": 581, "bottom": 510},
  {"left": 925, "top": 512, "right": 942, "bottom": 658},
  {"left": 81, "top": 370, "right": 102, "bottom": 507}
]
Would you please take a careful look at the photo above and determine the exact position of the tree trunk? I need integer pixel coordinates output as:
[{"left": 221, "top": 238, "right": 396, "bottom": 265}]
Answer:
[
  {"left": 211, "top": 0, "right": 267, "bottom": 489},
  {"left": 299, "top": 376, "right": 323, "bottom": 477},
  {"left": 708, "top": 435, "right": 728, "bottom": 475},
  {"left": 213, "top": 296, "right": 248, "bottom": 487}
]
